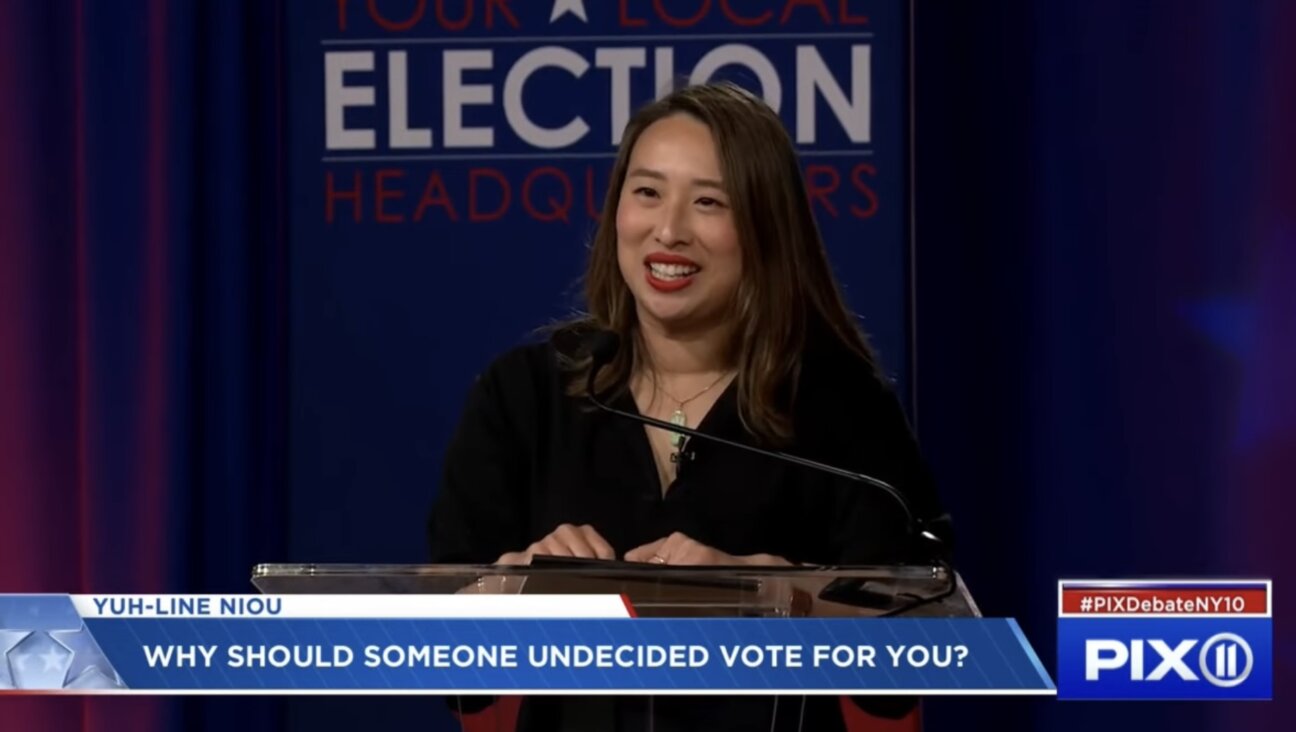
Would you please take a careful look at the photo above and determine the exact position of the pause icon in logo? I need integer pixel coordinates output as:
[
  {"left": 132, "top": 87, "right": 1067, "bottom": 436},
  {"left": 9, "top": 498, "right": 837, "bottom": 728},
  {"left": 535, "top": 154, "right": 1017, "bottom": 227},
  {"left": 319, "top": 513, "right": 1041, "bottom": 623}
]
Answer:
[{"left": 1198, "top": 633, "right": 1253, "bottom": 688}]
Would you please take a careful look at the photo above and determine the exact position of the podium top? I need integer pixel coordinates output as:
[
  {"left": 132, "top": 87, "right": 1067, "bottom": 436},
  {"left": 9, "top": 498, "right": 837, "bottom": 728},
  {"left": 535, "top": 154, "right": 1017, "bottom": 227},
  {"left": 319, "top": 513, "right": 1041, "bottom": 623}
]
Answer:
[{"left": 251, "top": 561, "right": 979, "bottom": 618}]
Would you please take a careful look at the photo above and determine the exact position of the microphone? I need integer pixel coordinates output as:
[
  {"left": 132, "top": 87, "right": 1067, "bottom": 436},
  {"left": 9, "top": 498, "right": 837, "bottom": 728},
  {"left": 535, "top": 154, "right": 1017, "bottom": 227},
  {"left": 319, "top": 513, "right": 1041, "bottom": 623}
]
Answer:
[{"left": 581, "top": 330, "right": 946, "bottom": 557}]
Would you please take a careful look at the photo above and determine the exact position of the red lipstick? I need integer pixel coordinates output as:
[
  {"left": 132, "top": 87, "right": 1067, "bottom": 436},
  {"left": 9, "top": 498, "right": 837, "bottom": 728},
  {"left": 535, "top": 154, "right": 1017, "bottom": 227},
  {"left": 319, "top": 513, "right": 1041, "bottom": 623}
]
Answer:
[{"left": 643, "top": 252, "right": 701, "bottom": 292}]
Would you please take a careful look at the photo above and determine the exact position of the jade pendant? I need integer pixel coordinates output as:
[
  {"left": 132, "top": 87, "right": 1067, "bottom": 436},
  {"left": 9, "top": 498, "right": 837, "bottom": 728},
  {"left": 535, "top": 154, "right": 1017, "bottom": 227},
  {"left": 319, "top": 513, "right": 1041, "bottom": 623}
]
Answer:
[{"left": 669, "top": 409, "right": 687, "bottom": 449}]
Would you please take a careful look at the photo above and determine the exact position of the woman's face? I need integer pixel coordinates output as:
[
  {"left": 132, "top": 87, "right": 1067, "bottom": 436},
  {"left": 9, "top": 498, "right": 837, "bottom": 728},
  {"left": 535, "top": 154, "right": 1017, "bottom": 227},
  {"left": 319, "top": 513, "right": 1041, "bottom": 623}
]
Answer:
[{"left": 615, "top": 113, "right": 743, "bottom": 336}]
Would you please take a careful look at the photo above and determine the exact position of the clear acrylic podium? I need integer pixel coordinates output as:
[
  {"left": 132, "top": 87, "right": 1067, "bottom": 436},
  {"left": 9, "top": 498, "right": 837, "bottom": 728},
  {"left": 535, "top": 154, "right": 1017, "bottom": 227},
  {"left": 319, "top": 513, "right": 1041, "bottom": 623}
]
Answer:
[
  {"left": 252, "top": 562, "right": 979, "bottom": 731},
  {"left": 252, "top": 561, "right": 978, "bottom": 618}
]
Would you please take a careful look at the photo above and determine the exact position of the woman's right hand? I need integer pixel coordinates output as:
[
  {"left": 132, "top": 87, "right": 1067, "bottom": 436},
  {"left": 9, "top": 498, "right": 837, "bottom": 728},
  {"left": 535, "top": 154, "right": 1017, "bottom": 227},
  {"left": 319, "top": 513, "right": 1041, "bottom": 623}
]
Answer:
[{"left": 495, "top": 523, "right": 616, "bottom": 564}]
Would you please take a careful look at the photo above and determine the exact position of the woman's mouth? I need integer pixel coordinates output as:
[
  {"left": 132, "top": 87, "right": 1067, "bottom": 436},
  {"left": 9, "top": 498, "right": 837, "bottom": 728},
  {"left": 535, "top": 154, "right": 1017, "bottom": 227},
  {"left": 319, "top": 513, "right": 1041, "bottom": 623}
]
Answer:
[{"left": 644, "top": 258, "right": 701, "bottom": 292}]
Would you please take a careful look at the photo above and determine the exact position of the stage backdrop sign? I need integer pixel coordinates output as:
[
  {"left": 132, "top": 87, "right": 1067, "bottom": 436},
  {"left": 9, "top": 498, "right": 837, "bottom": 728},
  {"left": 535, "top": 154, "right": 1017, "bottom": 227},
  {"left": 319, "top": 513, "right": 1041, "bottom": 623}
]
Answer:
[{"left": 285, "top": 0, "right": 911, "bottom": 565}]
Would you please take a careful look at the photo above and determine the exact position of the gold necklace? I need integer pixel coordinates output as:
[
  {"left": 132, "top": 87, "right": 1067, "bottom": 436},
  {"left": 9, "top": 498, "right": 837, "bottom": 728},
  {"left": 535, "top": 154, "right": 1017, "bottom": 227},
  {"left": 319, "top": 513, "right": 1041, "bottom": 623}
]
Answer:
[{"left": 651, "top": 371, "right": 732, "bottom": 452}]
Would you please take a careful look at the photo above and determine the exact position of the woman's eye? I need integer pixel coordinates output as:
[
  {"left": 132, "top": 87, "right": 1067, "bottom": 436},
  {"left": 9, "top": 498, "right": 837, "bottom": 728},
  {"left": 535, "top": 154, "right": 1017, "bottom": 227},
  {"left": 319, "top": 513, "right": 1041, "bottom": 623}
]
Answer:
[
  {"left": 634, "top": 187, "right": 659, "bottom": 198},
  {"left": 697, "top": 197, "right": 727, "bottom": 209}
]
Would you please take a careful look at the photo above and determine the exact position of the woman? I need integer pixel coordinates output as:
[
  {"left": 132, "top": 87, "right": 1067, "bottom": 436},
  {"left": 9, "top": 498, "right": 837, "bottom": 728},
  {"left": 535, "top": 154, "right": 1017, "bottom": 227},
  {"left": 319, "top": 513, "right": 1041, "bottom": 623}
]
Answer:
[{"left": 429, "top": 82, "right": 946, "bottom": 731}]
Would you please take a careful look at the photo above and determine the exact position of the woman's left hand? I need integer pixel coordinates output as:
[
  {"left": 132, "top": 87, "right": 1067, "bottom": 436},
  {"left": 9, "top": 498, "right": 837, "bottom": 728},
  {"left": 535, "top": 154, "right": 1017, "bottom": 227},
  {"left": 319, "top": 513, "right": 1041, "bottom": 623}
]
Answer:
[{"left": 624, "top": 532, "right": 792, "bottom": 566}]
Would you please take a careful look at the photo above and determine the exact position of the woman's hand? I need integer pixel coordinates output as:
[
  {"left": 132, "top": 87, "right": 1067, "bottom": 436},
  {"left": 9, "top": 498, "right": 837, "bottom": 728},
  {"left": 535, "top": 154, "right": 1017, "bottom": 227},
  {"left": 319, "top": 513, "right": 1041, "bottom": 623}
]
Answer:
[
  {"left": 495, "top": 523, "right": 616, "bottom": 564},
  {"left": 625, "top": 532, "right": 792, "bottom": 566}
]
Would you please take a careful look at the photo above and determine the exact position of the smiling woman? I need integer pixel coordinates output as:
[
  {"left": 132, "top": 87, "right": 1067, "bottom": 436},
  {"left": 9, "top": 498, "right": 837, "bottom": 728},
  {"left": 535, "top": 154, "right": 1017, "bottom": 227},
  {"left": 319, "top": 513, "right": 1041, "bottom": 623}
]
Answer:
[{"left": 427, "top": 82, "right": 945, "bottom": 731}]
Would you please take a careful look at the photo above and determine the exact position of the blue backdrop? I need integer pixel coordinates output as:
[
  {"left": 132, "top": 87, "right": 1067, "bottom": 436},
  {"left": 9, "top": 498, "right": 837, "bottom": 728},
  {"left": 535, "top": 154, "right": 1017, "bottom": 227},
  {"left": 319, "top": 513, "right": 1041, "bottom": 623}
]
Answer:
[{"left": 0, "top": 1, "right": 1290, "bottom": 731}]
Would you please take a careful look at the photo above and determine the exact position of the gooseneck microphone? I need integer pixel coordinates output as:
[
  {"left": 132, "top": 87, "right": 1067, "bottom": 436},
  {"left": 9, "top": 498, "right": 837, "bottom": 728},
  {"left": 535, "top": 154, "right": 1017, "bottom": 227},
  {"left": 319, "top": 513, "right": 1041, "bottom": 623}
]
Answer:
[{"left": 581, "top": 329, "right": 934, "bottom": 547}]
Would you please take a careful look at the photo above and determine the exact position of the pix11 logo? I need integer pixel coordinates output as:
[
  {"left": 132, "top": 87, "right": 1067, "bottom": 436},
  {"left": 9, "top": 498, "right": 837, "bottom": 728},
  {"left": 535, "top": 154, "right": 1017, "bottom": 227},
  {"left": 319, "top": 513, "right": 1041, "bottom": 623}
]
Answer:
[{"left": 1056, "top": 580, "right": 1272, "bottom": 700}]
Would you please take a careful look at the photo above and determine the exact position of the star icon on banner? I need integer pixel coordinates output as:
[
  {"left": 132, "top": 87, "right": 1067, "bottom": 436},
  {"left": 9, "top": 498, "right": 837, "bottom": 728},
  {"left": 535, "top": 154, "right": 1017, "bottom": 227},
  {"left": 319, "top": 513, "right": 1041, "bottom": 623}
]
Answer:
[
  {"left": 40, "top": 647, "right": 65, "bottom": 672},
  {"left": 8, "top": 631, "right": 72, "bottom": 688},
  {"left": 550, "top": 0, "right": 587, "bottom": 23}
]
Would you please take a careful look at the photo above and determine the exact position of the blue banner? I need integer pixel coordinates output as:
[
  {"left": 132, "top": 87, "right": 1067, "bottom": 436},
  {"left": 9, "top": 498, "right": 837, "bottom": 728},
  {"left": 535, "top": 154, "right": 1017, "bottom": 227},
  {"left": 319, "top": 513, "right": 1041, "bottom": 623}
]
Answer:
[{"left": 86, "top": 617, "right": 1050, "bottom": 692}]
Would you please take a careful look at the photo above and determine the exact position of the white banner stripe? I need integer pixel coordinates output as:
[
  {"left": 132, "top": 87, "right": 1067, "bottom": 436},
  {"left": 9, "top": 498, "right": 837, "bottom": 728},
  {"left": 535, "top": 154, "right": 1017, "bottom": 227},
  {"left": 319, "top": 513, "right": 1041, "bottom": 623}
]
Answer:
[{"left": 69, "top": 595, "right": 632, "bottom": 619}]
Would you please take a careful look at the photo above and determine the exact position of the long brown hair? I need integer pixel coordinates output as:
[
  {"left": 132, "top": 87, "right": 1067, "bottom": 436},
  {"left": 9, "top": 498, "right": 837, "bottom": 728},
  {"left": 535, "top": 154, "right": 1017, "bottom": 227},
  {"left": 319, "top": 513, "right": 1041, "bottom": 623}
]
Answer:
[{"left": 565, "top": 82, "right": 879, "bottom": 445}]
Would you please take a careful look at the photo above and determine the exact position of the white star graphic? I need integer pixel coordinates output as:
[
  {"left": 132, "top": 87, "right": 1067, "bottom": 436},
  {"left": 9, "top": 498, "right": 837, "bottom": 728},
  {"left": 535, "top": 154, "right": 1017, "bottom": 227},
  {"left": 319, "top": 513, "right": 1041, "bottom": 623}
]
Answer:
[
  {"left": 550, "top": 0, "right": 587, "bottom": 23},
  {"left": 40, "top": 648, "right": 64, "bottom": 673}
]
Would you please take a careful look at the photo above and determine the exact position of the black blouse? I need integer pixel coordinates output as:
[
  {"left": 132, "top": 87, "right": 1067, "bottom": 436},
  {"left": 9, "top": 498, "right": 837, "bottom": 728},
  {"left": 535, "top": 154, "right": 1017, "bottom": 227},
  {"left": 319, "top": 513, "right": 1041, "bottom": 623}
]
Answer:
[
  {"left": 427, "top": 328, "right": 945, "bottom": 731},
  {"left": 429, "top": 330, "right": 944, "bottom": 567}
]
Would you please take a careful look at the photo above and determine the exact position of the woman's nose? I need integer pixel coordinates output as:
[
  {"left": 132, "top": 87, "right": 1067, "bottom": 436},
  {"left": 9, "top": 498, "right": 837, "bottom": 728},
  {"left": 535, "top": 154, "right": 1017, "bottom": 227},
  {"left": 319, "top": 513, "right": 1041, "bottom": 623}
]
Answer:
[{"left": 653, "top": 200, "right": 691, "bottom": 246}]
